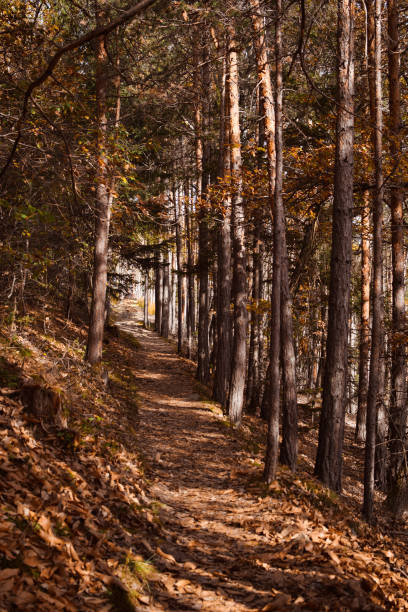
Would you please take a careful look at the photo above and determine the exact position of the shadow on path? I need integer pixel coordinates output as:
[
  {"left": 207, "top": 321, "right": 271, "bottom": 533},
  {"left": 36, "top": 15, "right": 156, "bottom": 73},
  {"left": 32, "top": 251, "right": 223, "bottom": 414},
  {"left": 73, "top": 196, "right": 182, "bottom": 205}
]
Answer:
[{"left": 115, "top": 303, "right": 383, "bottom": 612}]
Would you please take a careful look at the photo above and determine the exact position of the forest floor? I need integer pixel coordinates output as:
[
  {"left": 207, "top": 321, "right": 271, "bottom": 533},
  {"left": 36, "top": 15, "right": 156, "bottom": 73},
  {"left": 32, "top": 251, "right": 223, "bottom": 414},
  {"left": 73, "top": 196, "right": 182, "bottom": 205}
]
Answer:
[{"left": 0, "top": 298, "right": 408, "bottom": 611}]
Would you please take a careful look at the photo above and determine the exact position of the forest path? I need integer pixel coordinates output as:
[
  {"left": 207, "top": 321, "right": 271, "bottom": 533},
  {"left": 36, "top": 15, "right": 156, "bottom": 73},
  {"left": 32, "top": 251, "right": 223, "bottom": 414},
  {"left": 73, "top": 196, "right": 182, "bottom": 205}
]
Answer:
[
  {"left": 116, "top": 301, "right": 285, "bottom": 611},
  {"left": 114, "top": 301, "right": 407, "bottom": 612}
]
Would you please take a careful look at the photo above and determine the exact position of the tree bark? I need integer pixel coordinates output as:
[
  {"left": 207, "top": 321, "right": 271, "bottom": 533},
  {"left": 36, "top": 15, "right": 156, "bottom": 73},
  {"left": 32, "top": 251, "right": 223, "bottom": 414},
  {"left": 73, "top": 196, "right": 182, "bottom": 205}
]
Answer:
[
  {"left": 247, "top": 219, "right": 262, "bottom": 412},
  {"left": 247, "top": 3, "right": 273, "bottom": 414},
  {"left": 314, "top": 0, "right": 354, "bottom": 492},
  {"left": 280, "top": 232, "right": 298, "bottom": 471},
  {"left": 154, "top": 251, "right": 162, "bottom": 333},
  {"left": 375, "top": 337, "right": 387, "bottom": 491},
  {"left": 169, "top": 248, "right": 176, "bottom": 336},
  {"left": 144, "top": 271, "right": 149, "bottom": 328},
  {"left": 355, "top": 191, "right": 371, "bottom": 442},
  {"left": 161, "top": 248, "right": 170, "bottom": 338},
  {"left": 196, "top": 35, "right": 211, "bottom": 384},
  {"left": 250, "top": 0, "right": 281, "bottom": 427},
  {"left": 249, "top": 0, "right": 276, "bottom": 196},
  {"left": 214, "top": 52, "right": 232, "bottom": 408},
  {"left": 86, "top": 14, "right": 110, "bottom": 365},
  {"left": 226, "top": 24, "right": 247, "bottom": 426},
  {"left": 185, "top": 186, "right": 195, "bottom": 358},
  {"left": 387, "top": 0, "right": 408, "bottom": 516},
  {"left": 264, "top": 0, "right": 284, "bottom": 482},
  {"left": 107, "top": 45, "right": 121, "bottom": 210},
  {"left": 174, "top": 187, "right": 186, "bottom": 354},
  {"left": 363, "top": 0, "right": 384, "bottom": 523}
]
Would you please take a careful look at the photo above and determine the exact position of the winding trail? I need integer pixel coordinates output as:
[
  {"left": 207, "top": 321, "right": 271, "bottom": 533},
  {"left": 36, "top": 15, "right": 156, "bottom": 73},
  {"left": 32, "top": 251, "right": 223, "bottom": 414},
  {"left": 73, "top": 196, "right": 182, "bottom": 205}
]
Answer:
[{"left": 117, "top": 305, "right": 283, "bottom": 611}]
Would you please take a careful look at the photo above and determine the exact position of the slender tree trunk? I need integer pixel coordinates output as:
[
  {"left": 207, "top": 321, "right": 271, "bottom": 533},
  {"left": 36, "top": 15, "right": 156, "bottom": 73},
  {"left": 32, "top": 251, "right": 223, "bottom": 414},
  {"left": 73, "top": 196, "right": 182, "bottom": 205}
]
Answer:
[
  {"left": 260, "top": 360, "right": 272, "bottom": 421},
  {"left": 264, "top": 0, "right": 284, "bottom": 482},
  {"left": 107, "top": 44, "right": 121, "bottom": 211},
  {"left": 246, "top": 42, "right": 265, "bottom": 414},
  {"left": 215, "top": 213, "right": 232, "bottom": 405},
  {"left": 185, "top": 188, "right": 195, "bottom": 358},
  {"left": 308, "top": 305, "right": 320, "bottom": 390},
  {"left": 316, "top": 297, "right": 327, "bottom": 391},
  {"left": 280, "top": 231, "right": 298, "bottom": 470},
  {"left": 170, "top": 249, "right": 176, "bottom": 335},
  {"left": 196, "top": 36, "right": 211, "bottom": 384},
  {"left": 227, "top": 24, "right": 247, "bottom": 426},
  {"left": 154, "top": 251, "right": 162, "bottom": 333},
  {"left": 356, "top": 191, "right": 371, "bottom": 442},
  {"left": 161, "top": 249, "right": 170, "bottom": 338},
  {"left": 364, "top": 0, "right": 384, "bottom": 522},
  {"left": 375, "top": 332, "right": 387, "bottom": 491},
  {"left": 144, "top": 271, "right": 149, "bottom": 328},
  {"left": 314, "top": 0, "right": 355, "bottom": 492},
  {"left": 168, "top": 250, "right": 173, "bottom": 334},
  {"left": 209, "top": 265, "right": 217, "bottom": 368},
  {"left": 103, "top": 47, "right": 121, "bottom": 333},
  {"left": 214, "top": 52, "right": 232, "bottom": 407},
  {"left": 250, "top": 0, "right": 277, "bottom": 426},
  {"left": 86, "top": 22, "right": 110, "bottom": 365},
  {"left": 387, "top": 0, "right": 407, "bottom": 516},
  {"left": 247, "top": 219, "right": 262, "bottom": 412},
  {"left": 250, "top": 0, "right": 276, "bottom": 196},
  {"left": 175, "top": 188, "right": 186, "bottom": 354}
]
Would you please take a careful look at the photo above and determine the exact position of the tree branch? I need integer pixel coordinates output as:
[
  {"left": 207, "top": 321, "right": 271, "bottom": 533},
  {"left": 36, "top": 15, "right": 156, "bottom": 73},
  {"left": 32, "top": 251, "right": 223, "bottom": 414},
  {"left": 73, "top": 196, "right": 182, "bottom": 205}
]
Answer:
[{"left": 0, "top": 0, "right": 159, "bottom": 183}]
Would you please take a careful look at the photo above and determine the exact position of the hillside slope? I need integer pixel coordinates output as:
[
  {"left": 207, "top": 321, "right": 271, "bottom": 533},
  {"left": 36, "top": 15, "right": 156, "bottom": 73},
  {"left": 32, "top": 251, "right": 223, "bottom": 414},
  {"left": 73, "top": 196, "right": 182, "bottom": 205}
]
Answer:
[{"left": 0, "top": 301, "right": 407, "bottom": 611}]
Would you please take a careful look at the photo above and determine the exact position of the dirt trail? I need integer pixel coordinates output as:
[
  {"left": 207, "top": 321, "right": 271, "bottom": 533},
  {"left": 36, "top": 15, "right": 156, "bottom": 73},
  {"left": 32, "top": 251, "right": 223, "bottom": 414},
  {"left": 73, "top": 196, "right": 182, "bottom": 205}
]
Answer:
[
  {"left": 116, "top": 305, "right": 283, "bottom": 611},
  {"left": 115, "top": 303, "right": 403, "bottom": 612}
]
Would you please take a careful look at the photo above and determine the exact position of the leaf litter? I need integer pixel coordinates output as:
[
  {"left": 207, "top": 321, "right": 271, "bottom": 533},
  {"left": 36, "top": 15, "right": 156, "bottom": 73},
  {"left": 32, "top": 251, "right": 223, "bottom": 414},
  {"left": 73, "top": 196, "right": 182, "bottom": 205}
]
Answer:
[{"left": 0, "top": 298, "right": 407, "bottom": 611}]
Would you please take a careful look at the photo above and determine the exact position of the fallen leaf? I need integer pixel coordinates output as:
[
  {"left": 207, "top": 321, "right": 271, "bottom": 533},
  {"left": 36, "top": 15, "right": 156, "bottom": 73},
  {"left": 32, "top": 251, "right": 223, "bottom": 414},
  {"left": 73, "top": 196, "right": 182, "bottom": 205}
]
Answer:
[
  {"left": 262, "top": 593, "right": 292, "bottom": 610},
  {"left": 0, "top": 568, "right": 19, "bottom": 580}
]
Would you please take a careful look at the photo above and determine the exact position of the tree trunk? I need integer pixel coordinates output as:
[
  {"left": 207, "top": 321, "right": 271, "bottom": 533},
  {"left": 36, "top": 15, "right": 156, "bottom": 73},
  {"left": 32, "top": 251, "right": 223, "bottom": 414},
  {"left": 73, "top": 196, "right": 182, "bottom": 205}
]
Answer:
[
  {"left": 250, "top": 0, "right": 277, "bottom": 426},
  {"left": 250, "top": 0, "right": 276, "bottom": 196},
  {"left": 247, "top": 219, "right": 262, "bottom": 413},
  {"left": 214, "top": 52, "right": 232, "bottom": 408},
  {"left": 107, "top": 43, "right": 121, "bottom": 212},
  {"left": 86, "top": 21, "right": 110, "bottom": 365},
  {"left": 264, "top": 0, "right": 284, "bottom": 482},
  {"left": 226, "top": 24, "right": 247, "bottom": 426},
  {"left": 169, "top": 249, "right": 176, "bottom": 335},
  {"left": 246, "top": 12, "right": 269, "bottom": 413},
  {"left": 185, "top": 188, "right": 195, "bottom": 358},
  {"left": 316, "top": 298, "right": 327, "bottom": 391},
  {"left": 314, "top": 0, "right": 354, "bottom": 492},
  {"left": 280, "top": 232, "right": 298, "bottom": 471},
  {"left": 387, "top": 0, "right": 408, "bottom": 516},
  {"left": 355, "top": 191, "right": 371, "bottom": 442},
  {"left": 196, "top": 36, "right": 211, "bottom": 384},
  {"left": 144, "top": 271, "right": 149, "bottom": 329},
  {"left": 375, "top": 337, "right": 387, "bottom": 491},
  {"left": 175, "top": 187, "right": 186, "bottom": 354},
  {"left": 161, "top": 249, "right": 170, "bottom": 338},
  {"left": 215, "top": 214, "right": 232, "bottom": 406},
  {"left": 363, "top": 0, "right": 384, "bottom": 523},
  {"left": 154, "top": 251, "right": 163, "bottom": 333}
]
